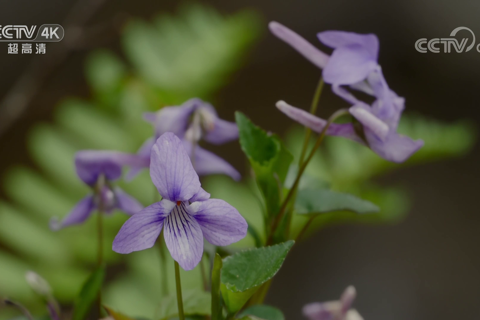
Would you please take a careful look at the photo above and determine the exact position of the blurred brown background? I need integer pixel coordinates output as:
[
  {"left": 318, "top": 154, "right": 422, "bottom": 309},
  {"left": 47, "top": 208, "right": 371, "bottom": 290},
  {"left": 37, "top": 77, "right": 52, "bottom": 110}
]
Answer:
[{"left": 1, "top": 0, "right": 479, "bottom": 319}]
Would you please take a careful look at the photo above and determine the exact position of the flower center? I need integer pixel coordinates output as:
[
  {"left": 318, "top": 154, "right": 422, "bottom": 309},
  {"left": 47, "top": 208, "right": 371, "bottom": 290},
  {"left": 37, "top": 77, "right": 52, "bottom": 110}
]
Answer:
[{"left": 184, "top": 107, "right": 216, "bottom": 143}]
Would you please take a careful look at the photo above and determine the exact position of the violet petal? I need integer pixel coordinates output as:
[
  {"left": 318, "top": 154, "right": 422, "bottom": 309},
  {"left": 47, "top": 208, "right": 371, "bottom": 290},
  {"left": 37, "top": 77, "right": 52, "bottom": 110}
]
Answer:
[
  {"left": 349, "top": 103, "right": 389, "bottom": 141},
  {"left": 276, "top": 101, "right": 362, "bottom": 143},
  {"left": 50, "top": 195, "right": 95, "bottom": 230},
  {"left": 75, "top": 150, "right": 146, "bottom": 186},
  {"left": 188, "top": 199, "right": 247, "bottom": 246},
  {"left": 190, "top": 188, "right": 211, "bottom": 202},
  {"left": 150, "top": 133, "right": 201, "bottom": 202},
  {"left": 114, "top": 187, "right": 144, "bottom": 215},
  {"left": 317, "top": 31, "right": 379, "bottom": 60},
  {"left": 365, "top": 129, "right": 424, "bottom": 163},
  {"left": 269, "top": 21, "right": 329, "bottom": 69},
  {"left": 322, "top": 46, "right": 378, "bottom": 85},
  {"left": 163, "top": 202, "right": 204, "bottom": 270},
  {"left": 150, "top": 98, "right": 200, "bottom": 138},
  {"left": 184, "top": 143, "right": 241, "bottom": 181},
  {"left": 112, "top": 200, "right": 173, "bottom": 254},
  {"left": 203, "top": 118, "right": 239, "bottom": 145}
]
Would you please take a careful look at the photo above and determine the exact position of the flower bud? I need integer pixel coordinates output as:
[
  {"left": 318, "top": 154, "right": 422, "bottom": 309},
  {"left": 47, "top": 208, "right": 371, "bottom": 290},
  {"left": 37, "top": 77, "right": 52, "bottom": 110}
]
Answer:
[{"left": 25, "top": 271, "right": 52, "bottom": 297}]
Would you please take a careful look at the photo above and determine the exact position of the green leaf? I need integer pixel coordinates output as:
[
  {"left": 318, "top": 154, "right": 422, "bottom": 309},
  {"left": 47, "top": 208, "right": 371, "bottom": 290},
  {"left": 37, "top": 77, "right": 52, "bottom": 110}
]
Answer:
[
  {"left": 290, "top": 187, "right": 409, "bottom": 239},
  {"left": 222, "top": 241, "right": 294, "bottom": 293},
  {"left": 73, "top": 265, "right": 105, "bottom": 320},
  {"left": 211, "top": 254, "right": 223, "bottom": 320},
  {"left": 238, "top": 305, "right": 285, "bottom": 320},
  {"left": 295, "top": 188, "right": 380, "bottom": 215},
  {"left": 220, "top": 241, "right": 294, "bottom": 313},
  {"left": 220, "top": 284, "right": 258, "bottom": 314},
  {"left": 155, "top": 289, "right": 211, "bottom": 320},
  {"left": 235, "top": 112, "right": 293, "bottom": 217}
]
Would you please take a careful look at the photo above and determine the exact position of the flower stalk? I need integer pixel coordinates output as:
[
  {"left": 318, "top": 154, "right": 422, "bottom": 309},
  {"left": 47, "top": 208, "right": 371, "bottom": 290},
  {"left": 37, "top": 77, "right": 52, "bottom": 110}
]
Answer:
[
  {"left": 299, "top": 77, "right": 324, "bottom": 166},
  {"left": 296, "top": 216, "right": 316, "bottom": 242},
  {"left": 267, "top": 108, "right": 350, "bottom": 245},
  {"left": 174, "top": 261, "right": 185, "bottom": 320},
  {"left": 3, "top": 299, "right": 34, "bottom": 320},
  {"left": 97, "top": 207, "right": 104, "bottom": 267},
  {"left": 95, "top": 175, "right": 105, "bottom": 318}
]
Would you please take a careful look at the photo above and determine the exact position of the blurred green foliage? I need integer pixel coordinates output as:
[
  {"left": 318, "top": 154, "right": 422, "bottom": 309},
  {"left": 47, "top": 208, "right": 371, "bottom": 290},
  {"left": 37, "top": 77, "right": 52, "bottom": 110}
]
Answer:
[
  {"left": 0, "top": 4, "right": 260, "bottom": 319},
  {"left": 0, "top": 2, "right": 477, "bottom": 320}
]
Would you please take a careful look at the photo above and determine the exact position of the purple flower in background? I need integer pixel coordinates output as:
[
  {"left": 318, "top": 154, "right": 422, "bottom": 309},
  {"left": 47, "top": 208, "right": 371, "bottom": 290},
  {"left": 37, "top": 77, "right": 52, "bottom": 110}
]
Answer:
[
  {"left": 269, "top": 21, "right": 378, "bottom": 86},
  {"left": 144, "top": 98, "right": 238, "bottom": 144},
  {"left": 303, "top": 286, "right": 364, "bottom": 320},
  {"left": 113, "top": 133, "right": 247, "bottom": 270},
  {"left": 127, "top": 98, "right": 240, "bottom": 181},
  {"left": 50, "top": 151, "right": 145, "bottom": 230},
  {"left": 276, "top": 99, "right": 423, "bottom": 163},
  {"left": 270, "top": 22, "right": 423, "bottom": 163}
]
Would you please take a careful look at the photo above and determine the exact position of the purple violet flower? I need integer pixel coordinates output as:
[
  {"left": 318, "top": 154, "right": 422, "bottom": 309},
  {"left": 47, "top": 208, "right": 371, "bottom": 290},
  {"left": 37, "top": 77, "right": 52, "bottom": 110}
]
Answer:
[
  {"left": 113, "top": 132, "right": 247, "bottom": 270},
  {"left": 269, "top": 22, "right": 423, "bottom": 163},
  {"left": 127, "top": 98, "right": 241, "bottom": 181},
  {"left": 303, "top": 286, "right": 364, "bottom": 320},
  {"left": 50, "top": 151, "right": 145, "bottom": 230}
]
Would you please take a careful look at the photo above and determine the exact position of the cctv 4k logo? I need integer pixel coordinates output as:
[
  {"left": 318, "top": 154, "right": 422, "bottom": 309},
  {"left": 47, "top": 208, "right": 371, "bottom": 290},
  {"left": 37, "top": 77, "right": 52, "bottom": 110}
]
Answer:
[
  {"left": 0, "top": 24, "right": 64, "bottom": 42},
  {"left": 415, "top": 27, "right": 480, "bottom": 53}
]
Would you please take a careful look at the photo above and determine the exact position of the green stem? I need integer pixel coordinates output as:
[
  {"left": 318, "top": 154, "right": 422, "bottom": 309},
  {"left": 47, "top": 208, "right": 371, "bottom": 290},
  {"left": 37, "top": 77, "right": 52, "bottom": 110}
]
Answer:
[
  {"left": 199, "top": 255, "right": 208, "bottom": 291},
  {"left": 174, "top": 261, "right": 185, "bottom": 320},
  {"left": 296, "top": 216, "right": 315, "bottom": 242},
  {"left": 211, "top": 254, "right": 223, "bottom": 320},
  {"left": 94, "top": 174, "right": 107, "bottom": 318},
  {"left": 96, "top": 208, "right": 104, "bottom": 317},
  {"left": 4, "top": 299, "right": 34, "bottom": 320},
  {"left": 97, "top": 209, "right": 103, "bottom": 267},
  {"left": 266, "top": 108, "right": 350, "bottom": 245},
  {"left": 299, "top": 77, "right": 324, "bottom": 166}
]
